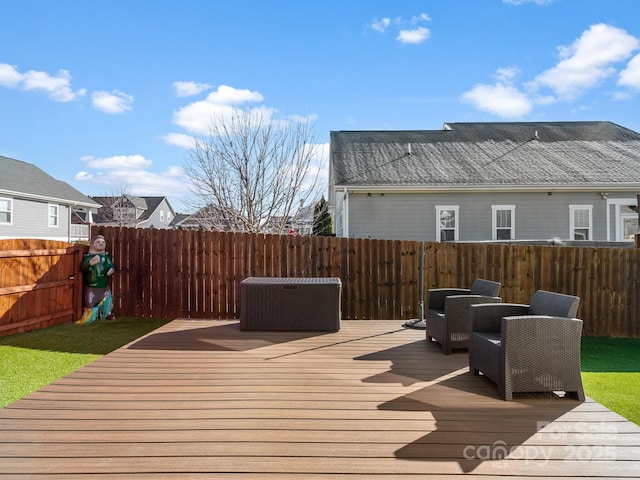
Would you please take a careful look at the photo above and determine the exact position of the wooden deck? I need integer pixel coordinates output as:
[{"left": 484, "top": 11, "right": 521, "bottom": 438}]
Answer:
[{"left": 1, "top": 319, "right": 638, "bottom": 479}]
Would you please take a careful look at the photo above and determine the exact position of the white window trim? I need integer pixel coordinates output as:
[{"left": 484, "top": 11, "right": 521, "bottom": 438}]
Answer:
[
  {"left": 491, "top": 205, "right": 515, "bottom": 240},
  {"left": 607, "top": 198, "right": 638, "bottom": 241},
  {"left": 0, "top": 197, "right": 12, "bottom": 225},
  {"left": 436, "top": 205, "right": 459, "bottom": 242},
  {"left": 48, "top": 203, "right": 59, "bottom": 228},
  {"left": 569, "top": 204, "right": 593, "bottom": 240}
]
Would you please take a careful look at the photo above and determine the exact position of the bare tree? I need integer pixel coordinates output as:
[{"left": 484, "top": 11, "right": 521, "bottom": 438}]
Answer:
[{"left": 182, "top": 108, "right": 325, "bottom": 234}]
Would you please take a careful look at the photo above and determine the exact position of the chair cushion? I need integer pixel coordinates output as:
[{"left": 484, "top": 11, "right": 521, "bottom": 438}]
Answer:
[
  {"left": 470, "top": 279, "right": 501, "bottom": 297},
  {"left": 473, "top": 331, "right": 502, "bottom": 346},
  {"left": 528, "top": 290, "right": 580, "bottom": 317}
]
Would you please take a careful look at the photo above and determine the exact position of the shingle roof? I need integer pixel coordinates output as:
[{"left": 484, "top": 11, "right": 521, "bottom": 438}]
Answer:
[
  {"left": 0, "top": 155, "right": 99, "bottom": 206},
  {"left": 330, "top": 121, "right": 640, "bottom": 189},
  {"left": 90, "top": 195, "right": 171, "bottom": 223}
]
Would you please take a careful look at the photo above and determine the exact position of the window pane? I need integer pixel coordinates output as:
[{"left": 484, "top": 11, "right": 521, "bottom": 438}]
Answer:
[
  {"left": 574, "top": 229, "right": 588, "bottom": 240},
  {"left": 440, "top": 229, "right": 455, "bottom": 241},
  {"left": 0, "top": 212, "right": 9, "bottom": 223},
  {"left": 440, "top": 210, "right": 455, "bottom": 228},
  {"left": 574, "top": 209, "right": 589, "bottom": 228},
  {"left": 623, "top": 217, "right": 638, "bottom": 240},
  {"left": 496, "top": 229, "right": 511, "bottom": 240},
  {"left": 496, "top": 210, "right": 511, "bottom": 228},
  {"left": 49, "top": 205, "right": 58, "bottom": 226}
]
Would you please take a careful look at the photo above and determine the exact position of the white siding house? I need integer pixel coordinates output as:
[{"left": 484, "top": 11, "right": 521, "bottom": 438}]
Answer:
[
  {"left": 0, "top": 155, "right": 99, "bottom": 241},
  {"left": 91, "top": 195, "right": 176, "bottom": 229},
  {"left": 329, "top": 122, "right": 640, "bottom": 244}
]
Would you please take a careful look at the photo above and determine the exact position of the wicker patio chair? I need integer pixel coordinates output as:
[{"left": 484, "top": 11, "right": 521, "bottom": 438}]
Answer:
[
  {"left": 468, "top": 290, "right": 584, "bottom": 401},
  {"left": 425, "top": 278, "right": 502, "bottom": 354}
]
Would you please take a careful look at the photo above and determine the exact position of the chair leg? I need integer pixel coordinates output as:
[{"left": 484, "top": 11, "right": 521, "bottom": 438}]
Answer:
[{"left": 567, "top": 389, "right": 585, "bottom": 402}]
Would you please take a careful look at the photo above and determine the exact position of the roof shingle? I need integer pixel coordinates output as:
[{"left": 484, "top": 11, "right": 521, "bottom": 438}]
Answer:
[{"left": 330, "top": 121, "right": 640, "bottom": 188}]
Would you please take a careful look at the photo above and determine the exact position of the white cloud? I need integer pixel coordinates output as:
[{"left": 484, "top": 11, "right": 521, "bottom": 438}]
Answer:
[
  {"left": 173, "top": 81, "right": 212, "bottom": 97},
  {"left": 0, "top": 63, "right": 86, "bottom": 101},
  {"left": 162, "top": 132, "right": 197, "bottom": 149},
  {"left": 618, "top": 53, "right": 640, "bottom": 89},
  {"left": 0, "top": 63, "right": 22, "bottom": 87},
  {"left": 495, "top": 66, "right": 520, "bottom": 82},
  {"left": 80, "top": 154, "right": 152, "bottom": 170},
  {"left": 371, "top": 17, "right": 391, "bottom": 33},
  {"left": 75, "top": 155, "right": 191, "bottom": 205},
  {"left": 462, "top": 23, "right": 640, "bottom": 118},
  {"left": 527, "top": 23, "right": 639, "bottom": 101},
  {"left": 170, "top": 85, "right": 266, "bottom": 135},
  {"left": 206, "top": 84, "right": 263, "bottom": 104},
  {"left": 397, "top": 27, "right": 430, "bottom": 45},
  {"left": 92, "top": 90, "right": 133, "bottom": 114},
  {"left": 411, "top": 13, "right": 431, "bottom": 23},
  {"left": 370, "top": 13, "right": 431, "bottom": 45},
  {"left": 462, "top": 83, "right": 532, "bottom": 118}
]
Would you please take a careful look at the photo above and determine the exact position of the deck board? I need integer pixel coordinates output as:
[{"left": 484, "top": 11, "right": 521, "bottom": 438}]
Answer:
[{"left": 1, "top": 319, "right": 638, "bottom": 479}]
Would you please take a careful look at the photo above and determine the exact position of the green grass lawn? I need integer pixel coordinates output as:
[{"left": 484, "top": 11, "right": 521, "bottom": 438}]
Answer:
[
  {"left": 1, "top": 321, "right": 638, "bottom": 426},
  {"left": 580, "top": 336, "right": 640, "bottom": 426},
  {"left": 0, "top": 317, "right": 172, "bottom": 408}
]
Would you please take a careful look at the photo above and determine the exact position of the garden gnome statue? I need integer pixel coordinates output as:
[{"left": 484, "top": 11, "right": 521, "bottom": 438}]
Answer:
[{"left": 76, "top": 234, "right": 116, "bottom": 324}]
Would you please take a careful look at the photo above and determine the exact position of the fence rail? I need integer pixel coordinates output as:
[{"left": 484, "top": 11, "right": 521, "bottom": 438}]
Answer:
[{"left": 2, "top": 228, "right": 639, "bottom": 338}]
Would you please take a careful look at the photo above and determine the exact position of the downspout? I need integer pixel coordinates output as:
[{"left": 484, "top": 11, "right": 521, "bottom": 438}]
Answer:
[
  {"left": 68, "top": 203, "right": 73, "bottom": 243},
  {"left": 418, "top": 241, "right": 424, "bottom": 322},
  {"left": 343, "top": 190, "right": 349, "bottom": 238}
]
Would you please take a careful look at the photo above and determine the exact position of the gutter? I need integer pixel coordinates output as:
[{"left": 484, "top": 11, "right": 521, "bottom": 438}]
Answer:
[
  {"left": 0, "top": 189, "right": 100, "bottom": 209},
  {"left": 333, "top": 183, "right": 640, "bottom": 194}
]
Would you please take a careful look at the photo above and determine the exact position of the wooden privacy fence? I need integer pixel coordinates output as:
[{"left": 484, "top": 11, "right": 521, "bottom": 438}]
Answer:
[
  {"left": 0, "top": 239, "right": 84, "bottom": 336},
  {"left": 88, "top": 226, "right": 640, "bottom": 338},
  {"left": 2, "top": 228, "right": 639, "bottom": 337}
]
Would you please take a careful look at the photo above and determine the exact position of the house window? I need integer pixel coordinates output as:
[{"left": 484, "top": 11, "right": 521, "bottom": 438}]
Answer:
[
  {"left": 49, "top": 204, "right": 59, "bottom": 227},
  {"left": 569, "top": 205, "right": 592, "bottom": 240},
  {"left": 160, "top": 210, "right": 165, "bottom": 222},
  {"left": 436, "top": 206, "right": 459, "bottom": 242},
  {"left": 492, "top": 205, "right": 515, "bottom": 240},
  {"left": 0, "top": 197, "right": 12, "bottom": 224}
]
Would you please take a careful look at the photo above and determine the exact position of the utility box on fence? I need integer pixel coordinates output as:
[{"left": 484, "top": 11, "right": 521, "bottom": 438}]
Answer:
[{"left": 240, "top": 277, "right": 342, "bottom": 332}]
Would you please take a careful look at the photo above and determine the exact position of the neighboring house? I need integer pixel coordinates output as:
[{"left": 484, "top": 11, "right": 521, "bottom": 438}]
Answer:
[
  {"left": 0, "top": 155, "right": 100, "bottom": 241},
  {"left": 170, "top": 204, "right": 237, "bottom": 231},
  {"left": 172, "top": 202, "right": 316, "bottom": 234},
  {"left": 92, "top": 195, "right": 175, "bottom": 229},
  {"left": 329, "top": 121, "right": 640, "bottom": 243}
]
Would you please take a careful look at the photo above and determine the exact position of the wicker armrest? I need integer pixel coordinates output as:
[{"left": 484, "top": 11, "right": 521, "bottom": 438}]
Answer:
[
  {"left": 427, "top": 288, "right": 471, "bottom": 310},
  {"left": 501, "top": 315, "right": 583, "bottom": 346},
  {"left": 470, "top": 303, "right": 529, "bottom": 333},
  {"left": 444, "top": 295, "right": 501, "bottom": 315}
]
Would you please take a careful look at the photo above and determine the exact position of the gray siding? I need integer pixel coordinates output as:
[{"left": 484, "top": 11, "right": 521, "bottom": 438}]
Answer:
[
  {"left": 138, "top": 199, "right": 175, "bottom": 229},
  {"left": 0, "top": 197, "right": 72, "bottom": 241},
  {"left": 346, "top": 191, "right": 635, "bottom": 242}
]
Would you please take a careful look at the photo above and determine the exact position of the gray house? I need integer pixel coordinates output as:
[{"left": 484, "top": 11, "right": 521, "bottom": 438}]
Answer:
[
  {"left": 329, "top": 122, "right": 640, "bottom": 243},
  {"left": 92, "top": 195, "right": 176, "bottom": 229},
  {"left": 0, "top": 155, "right": 100, "bottom": 241}
]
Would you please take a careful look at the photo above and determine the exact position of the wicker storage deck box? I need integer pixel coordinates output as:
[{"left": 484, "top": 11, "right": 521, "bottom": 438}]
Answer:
[{"left": 240, "top": 277, "right": 342, "bottom": 332}]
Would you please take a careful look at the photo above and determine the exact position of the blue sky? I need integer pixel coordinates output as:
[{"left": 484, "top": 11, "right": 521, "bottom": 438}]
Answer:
[{"left": 2, "top": 0, "right": 640, "bottom": 212}]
